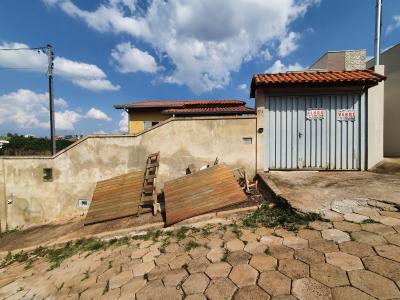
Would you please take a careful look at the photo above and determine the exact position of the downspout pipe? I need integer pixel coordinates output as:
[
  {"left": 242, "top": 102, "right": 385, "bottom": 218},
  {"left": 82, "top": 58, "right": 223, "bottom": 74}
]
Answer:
[{"left": 374, "top": 0, "right": 382, "bottom": 65}]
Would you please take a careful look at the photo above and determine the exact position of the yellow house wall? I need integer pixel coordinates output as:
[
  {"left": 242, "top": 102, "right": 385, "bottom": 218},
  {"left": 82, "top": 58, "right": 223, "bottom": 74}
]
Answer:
[{"left": 128, "top": 108, "right": 170, "bottom": 134}]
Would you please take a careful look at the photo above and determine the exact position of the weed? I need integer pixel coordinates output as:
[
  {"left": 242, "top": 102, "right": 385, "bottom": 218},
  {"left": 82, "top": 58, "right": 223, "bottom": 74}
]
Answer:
[
  {"left": 185, "top": 240, "right": 200, "bottom": 251},
  {"left": 32, "top": 246, "right": 47, "bottom": 257},
  {"left": 221, "top": 249, "right": 230, "bottom": 262},
  {"left": 201, "top": 225, "right": 212, "bottom": 237},
  {"left": 102, "top": 280, "right": 110, "bottom": 295},
  {"left": 24, "top": 258, "right": 34, "bottom": 269},
  {"left": 14, "top": 251, "right": 29, "bottom": 263},
  {"left": 242, "top": 201, "right": 322, "bottom": 231},
  {"left": 361, "top": 219, "right": 379, "bottom": 224},
  {"left": 264, "top": 248, "right": 271, "bottom": 255},
  {"left": 176, "top": 227, "right": 189, "bottom": 241},
  {"left": 160, "top": 237, "right": 171, "bottom": 253}
]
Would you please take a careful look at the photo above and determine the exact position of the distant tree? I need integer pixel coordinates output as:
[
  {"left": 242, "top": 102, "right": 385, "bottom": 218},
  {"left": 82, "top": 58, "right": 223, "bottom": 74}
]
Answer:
[{"left": 0, "top": 134, "right": 74, "bottom": 156}]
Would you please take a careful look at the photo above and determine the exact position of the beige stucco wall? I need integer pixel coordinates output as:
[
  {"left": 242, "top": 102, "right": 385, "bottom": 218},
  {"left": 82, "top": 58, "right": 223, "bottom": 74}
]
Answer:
[
  {"left": 367, "top": 65, "right": 385, "bottom": 168},
  {"left": 0, "top": 116, "right": 256, "bottom": 230},
  {"left": 367, "top": 44, "right": 400, "bottom": 157}
]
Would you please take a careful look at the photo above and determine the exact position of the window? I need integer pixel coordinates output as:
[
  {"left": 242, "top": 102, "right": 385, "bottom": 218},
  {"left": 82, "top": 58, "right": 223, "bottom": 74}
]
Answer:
[
  {"left": 242, "top": 137, "right": 253, "bottom": 144},
  {"left": 144, "top": 121, "right": 153, "bottom": 130},
  {"left": 43, "top": 168, "right": 53, "bottom": 182},
  {"left": 78, "top": 199, "right": 90, "bottom": 208}
]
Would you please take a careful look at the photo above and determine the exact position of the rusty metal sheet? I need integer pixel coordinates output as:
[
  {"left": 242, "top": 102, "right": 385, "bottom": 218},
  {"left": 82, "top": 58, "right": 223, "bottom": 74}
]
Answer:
[
  {"left": 84, "top": 170, "right": 146, "bottom": 225},
  {"left": 164, "top": 164, "right": 247, "bottom": 225}
]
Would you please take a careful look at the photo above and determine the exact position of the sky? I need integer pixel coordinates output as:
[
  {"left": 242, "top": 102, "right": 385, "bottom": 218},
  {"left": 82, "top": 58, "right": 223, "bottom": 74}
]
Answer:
[{"left": 0, "top": 0, "right": 399, "bottom": 137}]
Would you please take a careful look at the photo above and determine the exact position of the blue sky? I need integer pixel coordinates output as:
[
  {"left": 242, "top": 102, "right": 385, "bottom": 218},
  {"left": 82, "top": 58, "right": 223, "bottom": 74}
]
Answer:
[{"left": 0, "top": 0, "right": 399, "bottom": 136}]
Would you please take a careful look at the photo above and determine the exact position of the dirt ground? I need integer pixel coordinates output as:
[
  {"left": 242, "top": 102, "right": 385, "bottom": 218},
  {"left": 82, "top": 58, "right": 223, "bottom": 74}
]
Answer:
[
  {"left": 0, "top": 197, "right": 259, "bottom": 253},
  {"left": 0, "top": 213, "right": 163, "bottom": 253}
]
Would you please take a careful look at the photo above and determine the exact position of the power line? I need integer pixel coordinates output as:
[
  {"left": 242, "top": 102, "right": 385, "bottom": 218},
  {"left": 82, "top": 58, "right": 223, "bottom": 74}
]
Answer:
[
  {"left": 0, "top": 67, "right": 42, "bottom": 70},
  {"left": 0, "top": 46, "right": 47, "bottom": 51}
]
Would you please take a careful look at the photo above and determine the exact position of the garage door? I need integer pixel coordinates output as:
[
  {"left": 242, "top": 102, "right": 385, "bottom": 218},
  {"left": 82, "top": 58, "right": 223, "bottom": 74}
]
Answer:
[{"left": 264, "top": 94, "right": 366, "bottom": 170}]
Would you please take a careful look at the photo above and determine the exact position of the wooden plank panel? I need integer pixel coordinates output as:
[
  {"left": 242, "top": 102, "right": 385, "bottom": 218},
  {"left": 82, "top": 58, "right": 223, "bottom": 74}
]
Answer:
[
  {"left": 164, "top": 164, "right": 247, "bottom": 225},
  {"left": 84, "top": 170, "right": 144, "bottom": 225}
]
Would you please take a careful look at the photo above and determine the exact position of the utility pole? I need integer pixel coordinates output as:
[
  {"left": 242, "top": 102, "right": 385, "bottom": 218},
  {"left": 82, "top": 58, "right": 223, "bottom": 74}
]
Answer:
[
  {"left": 47, "top": 44, "right": 56, "bottom": 156},
  {"left": 374, "top": 0, "right": 382, "bottom": 65}
]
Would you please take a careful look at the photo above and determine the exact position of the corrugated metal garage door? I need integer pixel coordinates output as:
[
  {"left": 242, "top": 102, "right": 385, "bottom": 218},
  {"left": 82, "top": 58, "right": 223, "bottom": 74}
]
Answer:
[{"left": 264, "top": 94, "right": 366, "bottom": 170}]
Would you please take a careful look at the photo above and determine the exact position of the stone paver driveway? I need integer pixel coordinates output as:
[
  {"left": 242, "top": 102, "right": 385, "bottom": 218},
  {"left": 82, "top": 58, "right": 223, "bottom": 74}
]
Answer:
[{"left": 1, "top": 219, "right": 400, "bottom": 299}]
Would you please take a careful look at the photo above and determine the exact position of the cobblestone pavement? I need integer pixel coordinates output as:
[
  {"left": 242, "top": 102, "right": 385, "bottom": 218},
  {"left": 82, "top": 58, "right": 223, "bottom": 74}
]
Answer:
[{"left": 1, "top": 217, "right": 400, "bottom": 299}]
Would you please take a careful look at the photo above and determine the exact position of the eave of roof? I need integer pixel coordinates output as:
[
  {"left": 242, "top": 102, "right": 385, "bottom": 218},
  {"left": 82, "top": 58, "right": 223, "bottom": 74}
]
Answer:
[
  {"left": 162, "top": 105, "right": 255, "bottom": 115},
  {"left": 249, "top": 69, "right": 386, "bottom": 98}
]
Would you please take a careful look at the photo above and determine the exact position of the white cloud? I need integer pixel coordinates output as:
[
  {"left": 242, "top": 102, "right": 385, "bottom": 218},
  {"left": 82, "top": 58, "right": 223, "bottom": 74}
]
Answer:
[
  {"left": 55, "top": 110, "right": 82, "bottom": 130},
  {"left": 387, "top": 15, "right": 400, "bottom": 34},
  {"left": 0, "top": 89, "right": 82, "bottom": 130},
  {"left": 73, "top": 79, "right": 119, "bottom": 92},
  {"left": 0, "top": 42, "right": 120, "bottom": 92},
  {"left": 265, "top": 60, "right": 304, "bottom": 73},
  {"left": 85, "top": 108, "right": 112, "bottom": 121},
  {"left": 118, "top": 111, "right": 128, "bottom": 133},
  {"left": 261, "top": 49, "right": 272, "bottom": 61},
  {"left": 111, "top": 42, "right": 158, "bottom": 73},
  {"left": 93, "top": 130, "right": 107, "bottom": 134},
  {"left": 47, "top": 0, "right": 319, "bottom": 93},
  {"left": 278, "top": 32, "right": 301, "bottom": 57},
  {"left": 238, "top": 83, "right": 247, "bottom": 90},
  {"left": 54, "top": 97, "right": 68, "bottom": 109}
]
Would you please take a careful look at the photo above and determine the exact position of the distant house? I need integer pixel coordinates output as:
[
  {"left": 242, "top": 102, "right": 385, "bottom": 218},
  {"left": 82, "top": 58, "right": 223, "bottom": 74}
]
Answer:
[
  {"left": 114, "top": 99, "right": 255, "bottom": 134},
  {"left": 309, "top": 47, "right": 399, "bottom": 157},
  {"left": 367, "top": 43, "right": 400, "bottom": 157},
  {"left": 309, "top": 49, "right": 366, "bottom": 71}
]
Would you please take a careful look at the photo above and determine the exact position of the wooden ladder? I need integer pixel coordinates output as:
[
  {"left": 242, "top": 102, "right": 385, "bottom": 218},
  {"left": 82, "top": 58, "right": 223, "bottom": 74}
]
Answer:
[{"left": 137, "top": 152, "right": 161, "bottom": 216}]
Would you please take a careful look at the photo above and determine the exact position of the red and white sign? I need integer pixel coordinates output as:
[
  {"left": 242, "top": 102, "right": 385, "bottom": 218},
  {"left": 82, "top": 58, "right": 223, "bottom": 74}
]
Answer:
[
  {"left": 337, "top": 109, "right": 355, "bottom": 121},
  {"left": 306, "top": 108, "right": 325, "bottom": 120}
]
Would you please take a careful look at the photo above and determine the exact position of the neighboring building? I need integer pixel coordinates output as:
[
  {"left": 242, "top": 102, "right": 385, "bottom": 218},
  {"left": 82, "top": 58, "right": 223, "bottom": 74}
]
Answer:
[
  {"left": 251, "top": 69, "right": 385, "bottom": 171},
  {"left": 367, "top": 43, "right": 400, "bottom": 157},
  {"left": 114, "top": 100, "right": 255, "bottom": 134},
  {"left": 310, "top": 50, "right": 366, "bottom": 71}
]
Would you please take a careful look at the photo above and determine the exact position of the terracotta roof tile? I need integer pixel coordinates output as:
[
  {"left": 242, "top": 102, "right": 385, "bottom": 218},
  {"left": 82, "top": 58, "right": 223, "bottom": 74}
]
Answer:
[
  {"left": 162, "top": 105, "right": 254, "bottom": 115},
  {"left": 250, "top": 70, "right": 386, "bottom": 97}
]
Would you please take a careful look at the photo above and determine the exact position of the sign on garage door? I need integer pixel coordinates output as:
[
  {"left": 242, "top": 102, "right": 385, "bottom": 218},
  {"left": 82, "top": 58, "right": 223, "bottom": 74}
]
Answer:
[{"left": 264, "top": 94, "right": 366, "bottom": 170}]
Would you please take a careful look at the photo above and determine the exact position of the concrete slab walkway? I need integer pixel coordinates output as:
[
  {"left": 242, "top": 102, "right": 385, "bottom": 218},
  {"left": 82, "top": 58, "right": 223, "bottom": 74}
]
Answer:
[{"left": 258, "top": 171, "right": 400, "bottom": 222}]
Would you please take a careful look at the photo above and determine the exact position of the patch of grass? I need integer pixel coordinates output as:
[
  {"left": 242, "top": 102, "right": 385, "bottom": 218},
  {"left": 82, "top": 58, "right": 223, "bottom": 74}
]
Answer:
[
  {"left": 242, "top": 201, "right": 323, "bottom": 231},
  {"left": 102, "top": 280, "right": 110, "bottom": 295},
  {"left": 185, "top": 240, "right": 200, "bottom": 251},
  {"left": 176, "top": 227, "right": 189, "bottom": 241}
]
